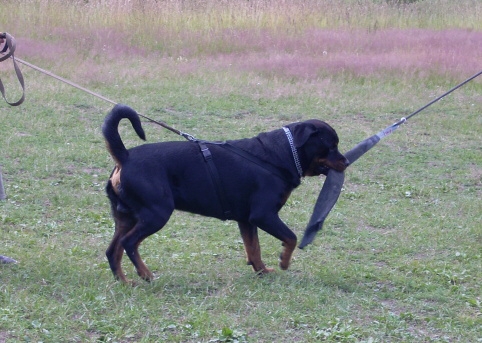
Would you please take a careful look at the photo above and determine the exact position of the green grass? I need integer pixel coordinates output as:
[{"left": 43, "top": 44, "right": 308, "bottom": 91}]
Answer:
[{"left": 1, "top": 1, "right": 482, "bottom": 342}]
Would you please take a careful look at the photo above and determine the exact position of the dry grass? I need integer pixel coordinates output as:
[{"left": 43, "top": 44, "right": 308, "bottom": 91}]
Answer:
[{"left": 3, "top": 0, "right": 482, "bottom": 39}]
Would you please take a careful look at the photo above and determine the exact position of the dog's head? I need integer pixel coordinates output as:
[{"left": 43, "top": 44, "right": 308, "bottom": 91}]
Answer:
[{"left": 287, "top": 120, "right": 349, "bottom": 176}]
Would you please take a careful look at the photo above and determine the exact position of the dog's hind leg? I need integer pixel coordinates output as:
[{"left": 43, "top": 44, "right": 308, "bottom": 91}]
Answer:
[
  {"left": 238, "top": 221, "right": 274, "bottom": 274},
  {"left": 121, "top": 205, "right": 173, "bottom": 282},
  {"left": 106, "top": 210, "right": 137, "bottom": 284}
]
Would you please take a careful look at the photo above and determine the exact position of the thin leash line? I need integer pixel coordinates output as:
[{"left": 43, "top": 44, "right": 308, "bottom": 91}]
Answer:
[
  {"left": 0, "top": 41, "right": 196, "bottom": 140},
  {"left": 11, "top": 55, "right": 194, "bottom": 139},
  {"left": 391, "top": 69, "right": 482, "bottom": 127},
  {"left": 13, "top": 55, "right": 118, "bottom": 105},
  {"left": 405, "top": 69, "right": 482, "bottom": 121}
]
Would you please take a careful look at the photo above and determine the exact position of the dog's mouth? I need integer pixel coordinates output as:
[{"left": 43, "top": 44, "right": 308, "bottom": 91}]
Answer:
[
  {"left": 306, "top": 155, "right": 349, "bottom": 176},
  {"left": 316, "top": 164, "right": 331, "bottom": 176},
  {"left": 318, "top": 157, "right": 349, "bottom": 173}
]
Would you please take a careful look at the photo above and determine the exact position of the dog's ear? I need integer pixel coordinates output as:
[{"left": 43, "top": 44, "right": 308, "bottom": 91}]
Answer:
[{"left": 290, "top": 122, "right": 319, "bottom": 148}]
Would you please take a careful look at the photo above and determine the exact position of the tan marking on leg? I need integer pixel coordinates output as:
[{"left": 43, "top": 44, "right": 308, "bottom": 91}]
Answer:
[
  {"left": 132, "top": 238, "right": 154, "bottom": 282},
  {"left": 106, "top": 211, "right": 135, "bottom": 284},
  {"left": 279, "top": 238, "right": 297, "bottom": 270},
  {"left": 239, "top": 222, "right": 274, "bottom": 274}
]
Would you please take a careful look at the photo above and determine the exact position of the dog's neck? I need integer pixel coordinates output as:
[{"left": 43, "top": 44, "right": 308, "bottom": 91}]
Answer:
[
  {"left": 282, "top": 127, "right": 303, "bottom": 178},
  {"left": 228, "top": 129, "right": 303, "bottom": 187}
]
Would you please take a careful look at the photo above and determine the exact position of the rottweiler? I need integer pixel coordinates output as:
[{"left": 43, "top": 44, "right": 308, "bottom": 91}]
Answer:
[{"left": 103, "top": 104, "right": 348, "bottom": 283}]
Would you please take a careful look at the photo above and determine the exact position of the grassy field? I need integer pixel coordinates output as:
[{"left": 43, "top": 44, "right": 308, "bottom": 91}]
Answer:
[{"left": 1, "top": 1, "right": 481, "bottom": 342}]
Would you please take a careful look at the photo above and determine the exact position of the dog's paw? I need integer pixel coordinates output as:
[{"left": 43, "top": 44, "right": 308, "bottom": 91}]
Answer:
[
  {"left": 138, "top": 273, "right": 155, "bottom": 283},
  {"left": 255, "top": 267, "right": 275, "bottom": 277},
  {"left": 112, "top": 277, "right": 137, "bottom": 287},
  {"left": 279, "top": 239, "right": 296, "bottom": 270},
  {"left": 279, "top": 261, "right": 290, "bottom": 270},
  {"left": 279, "top": 251, "right": 293, "bottom": 270}
]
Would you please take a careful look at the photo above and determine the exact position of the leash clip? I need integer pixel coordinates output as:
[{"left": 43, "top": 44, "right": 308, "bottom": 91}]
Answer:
[{"left": 180, "top": 132, "right": 197, "bottom": 141}]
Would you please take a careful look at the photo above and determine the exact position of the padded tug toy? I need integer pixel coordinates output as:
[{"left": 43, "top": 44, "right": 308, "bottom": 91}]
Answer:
[{"left": 299, "top": 70, "right": 482, "bottom": 248}]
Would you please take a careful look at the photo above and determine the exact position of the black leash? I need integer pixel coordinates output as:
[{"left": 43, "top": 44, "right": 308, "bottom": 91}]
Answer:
[
  {"left": 405, "top": 70, "right": 482, "bottom": 121},
  {"left": 386, "top": 69, "right": 482, "bottom": 129}
]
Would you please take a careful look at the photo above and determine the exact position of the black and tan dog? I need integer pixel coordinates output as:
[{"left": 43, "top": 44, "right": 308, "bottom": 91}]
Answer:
[{"left": 103, "top": 104, "right": 348, "bottom": 283}]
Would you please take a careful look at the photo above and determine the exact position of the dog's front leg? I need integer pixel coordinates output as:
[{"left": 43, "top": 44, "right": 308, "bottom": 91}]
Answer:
[
  {"left": 238, "top": 222, "right": 274, "bottom": 274},
  {"left": 250, "top": 214, "right": 297, "bottom": 271},
  {"left": 279, "top": 238, "right": 297, "bottom": 270}
]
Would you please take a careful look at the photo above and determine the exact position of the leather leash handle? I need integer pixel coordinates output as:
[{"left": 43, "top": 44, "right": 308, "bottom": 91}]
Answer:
[{"left": 0, "top": 32, "right": 26, "bottom": 106}]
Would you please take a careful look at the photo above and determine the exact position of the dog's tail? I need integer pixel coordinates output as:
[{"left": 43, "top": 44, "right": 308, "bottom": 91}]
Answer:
[{"left": 102, "top": 104, "right": 146, "bottom": 166}]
